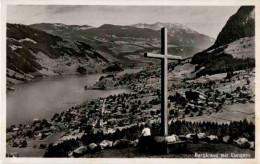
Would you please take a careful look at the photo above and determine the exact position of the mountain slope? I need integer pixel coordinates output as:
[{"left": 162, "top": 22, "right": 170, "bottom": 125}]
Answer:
[
  {"left": 191, "top": 6, "right": 255, "bottom": 77},
  {"left": 214, "top": 6, "right": 255, "bottom": 47},
  {"left": 131, "top": 22, "right": 215, "bottom": 49},
  {"left": 30, "top": 22, "right": 214, "bottom": 62},
  {"left": 6, "top": 23, "right": 113, "bottom": 85}
]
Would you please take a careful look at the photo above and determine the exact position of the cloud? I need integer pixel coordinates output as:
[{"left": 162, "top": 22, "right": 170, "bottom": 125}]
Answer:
[{"left": 46, "top": 5, "right": 85, "bottom": 14}]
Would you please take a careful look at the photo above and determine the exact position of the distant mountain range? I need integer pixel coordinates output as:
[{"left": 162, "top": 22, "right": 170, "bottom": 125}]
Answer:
[
  {"left": 191, "top": 6, "right": 255, "bottom": 77},
  {"left": 131, "top": 22, "right": 214, "bottom": 49},
  {"left": 30, "top": 22, "right": 215, "bottom": 61}
]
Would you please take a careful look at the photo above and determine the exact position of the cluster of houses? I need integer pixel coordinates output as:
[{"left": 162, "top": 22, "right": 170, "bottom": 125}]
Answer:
[
  {"left": 166, "top": 80, "right": 253, "bottom": 119},
  {"left": 59, "top": 66, "right": 254, "bottom": 135}
]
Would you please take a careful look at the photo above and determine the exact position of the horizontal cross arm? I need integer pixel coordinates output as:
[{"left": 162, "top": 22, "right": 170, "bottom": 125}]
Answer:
[
  {"left": 144, "top": 53, "right": 182, "bottom": 60},
  {"left": 144, "top": 53, "right": 164, "bottom": 59},
  {"left": 167, "top": 54, "right": 182, "bottom": 60}
]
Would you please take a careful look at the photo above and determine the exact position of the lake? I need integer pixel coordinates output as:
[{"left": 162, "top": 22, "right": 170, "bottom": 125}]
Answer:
[{"left": 6, "top": 69, "right": 141, "bottom": 126}]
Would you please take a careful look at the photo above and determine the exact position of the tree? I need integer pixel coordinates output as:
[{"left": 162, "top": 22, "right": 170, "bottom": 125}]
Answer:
[
  {"left": 21, "top": 140, "right": 27, "bottom": 148},
  {"left": 51, "top": 113, "right": 59, "bottom": 121},
  {"left": 26, "top": 130, "right": 33, "bottom": 138},
  {"left": 84, "top": 125, "right": 93, "bottom": 134},
  {"left": 174, "top": 111, "right": 179, "bottom": 120},
  {"left": 192, "top": 107, "right": 199, "bottom": 113},
  {"left": 236, "top": 86, "right": 241, "bottom": 92},
  {"left": 225, "top": 71, "right": 233, "bottom": 79},
  {"left": 150, "top": 110, "right": 155, "bottom": 116},
  {"left": 197, "top": 110, "right": 203, "bottom": 116},
  {"left": 113, "top": 107, "right": 118, "bottom": 113},
  {"left": 168, "top": 103, "right": 171, "bottom": 108},
  {"left": 185, "top": 107, "right": 190, "bottom": 115},
  {"left": 156, "top": 89, "right": 161, "bottom": 99},
  {"left": 216, "top": 106, "right": 221, "bottom": 113},
  {"left": 77, "top": 66, "right": 87, "bottom": 75},
  {"left": 169, "top": 110, "right": 175, "bottom": 115},
  {"left": 247, "top": 79, "right": 250, "bottom": 85},
  {"left": 185, "top": 90, "right": 199, "bottom": 101},
  {"left": 55, "top": 116, "right": 62, "bottom": 122}
]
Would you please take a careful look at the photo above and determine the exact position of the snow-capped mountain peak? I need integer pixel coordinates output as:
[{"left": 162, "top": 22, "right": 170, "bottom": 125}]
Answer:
[{"left": 131, "top": 22, "right": 197, "bottom": 34}]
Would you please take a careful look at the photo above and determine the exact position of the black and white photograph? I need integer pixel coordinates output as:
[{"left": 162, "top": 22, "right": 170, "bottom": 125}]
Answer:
[{"left": 0, "top": 1, "right": 259, "bottom": 163}]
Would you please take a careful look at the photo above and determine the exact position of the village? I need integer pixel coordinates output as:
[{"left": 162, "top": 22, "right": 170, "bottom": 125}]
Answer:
[{"left": 6, "top": 59, "right": 255, "bottom": 157}]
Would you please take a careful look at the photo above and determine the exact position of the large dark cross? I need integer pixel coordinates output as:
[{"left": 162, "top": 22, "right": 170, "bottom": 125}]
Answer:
[{"left": 144, "top": 27, "right": 182, "bottom": 136}]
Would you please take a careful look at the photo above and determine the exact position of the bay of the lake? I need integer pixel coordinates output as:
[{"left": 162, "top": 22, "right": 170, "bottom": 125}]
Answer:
[{"left": 6, "top": 72, "right": 132, "bottom": 126}]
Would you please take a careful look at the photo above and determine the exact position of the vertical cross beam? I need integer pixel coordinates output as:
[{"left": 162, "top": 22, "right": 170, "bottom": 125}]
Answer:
[
  {"left": 161, "top": 27, "right": 168, "bottom": 136},
  {"left": 144, "top": 27, "right": 182, "bottom": 137}
]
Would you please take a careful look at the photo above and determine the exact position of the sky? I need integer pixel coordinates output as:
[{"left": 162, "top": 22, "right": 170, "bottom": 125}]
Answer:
[{"left": 7, "top": 5, "right": 240, "bottom": 38}]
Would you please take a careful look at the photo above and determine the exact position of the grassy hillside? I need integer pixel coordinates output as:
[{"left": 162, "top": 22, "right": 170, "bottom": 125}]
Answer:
[{"left": 6, "top": 23, "right": 113, "bottom": 85}]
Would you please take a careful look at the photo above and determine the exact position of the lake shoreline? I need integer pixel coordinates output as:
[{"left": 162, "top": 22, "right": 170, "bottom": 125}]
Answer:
[
  {"left": 7, "top": 68, "right": 143, "bottom": 93},
  {"left": 6, "top": 68, "right": 143, "bottom": 126},
  {"left": 85, "top": 86, "right": 129, "bottom": 90},
  {"left": 7, "top": 71, "right": 118, "bottom": 93}
]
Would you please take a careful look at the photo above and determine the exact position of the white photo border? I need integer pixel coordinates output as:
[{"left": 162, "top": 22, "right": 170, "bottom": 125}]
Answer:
[{"left": 1, "top": 0, "right": 259, "bottom": 164}]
